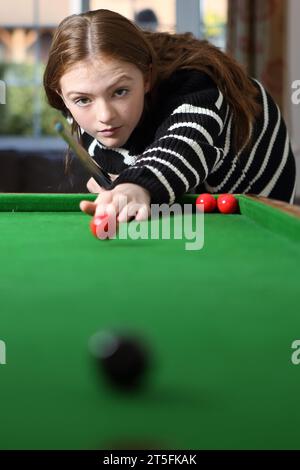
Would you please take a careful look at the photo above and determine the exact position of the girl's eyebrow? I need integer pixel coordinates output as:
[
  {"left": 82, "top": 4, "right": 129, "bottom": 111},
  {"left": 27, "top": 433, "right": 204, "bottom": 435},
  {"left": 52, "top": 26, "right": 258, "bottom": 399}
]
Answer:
[{"left": 67, "top": 75, "right": 133, "bottom": 97}]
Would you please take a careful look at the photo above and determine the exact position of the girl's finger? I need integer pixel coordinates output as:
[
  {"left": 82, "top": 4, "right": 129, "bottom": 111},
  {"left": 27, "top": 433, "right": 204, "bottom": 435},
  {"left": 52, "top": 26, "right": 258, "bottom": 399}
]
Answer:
[
  {"left": 135, "top": 204, "right": 150, "bottom": 221},
  {"left": 79, "top": 200, "right": 97, "bottom": 215},
  {"left": 86, "top": 177, "right": 106, "bottom": 194},
  {"left": 94, "top": 192, "right": 127, "bottom": 219},
  {"left": 112, "top": 193, "right": 129, "bottom": 216},
  {"left": 118, "top": 202, "right": 140, "bottom": 222},
  {"left": 93, "top": 192, "right": 114, "bottom": 217}
]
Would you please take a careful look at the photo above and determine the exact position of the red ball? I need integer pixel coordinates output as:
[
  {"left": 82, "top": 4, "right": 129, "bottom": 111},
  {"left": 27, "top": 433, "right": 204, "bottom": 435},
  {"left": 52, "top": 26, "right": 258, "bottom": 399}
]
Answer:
[
  {"left": 217, "top": 194, "right": 238, "bottom": 214},
  {"left": 90, "top": 214, "right": 118, "bottom": 240},
  {"left": 195, "top": 193, "right": 217, "bottom": 213}
]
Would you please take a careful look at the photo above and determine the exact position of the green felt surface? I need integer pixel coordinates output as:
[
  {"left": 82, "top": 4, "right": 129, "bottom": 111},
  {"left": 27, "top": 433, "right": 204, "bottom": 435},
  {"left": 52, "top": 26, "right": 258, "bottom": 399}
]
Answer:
[{"left": 0, "top": 194, "right": 300, "bottom": 450}]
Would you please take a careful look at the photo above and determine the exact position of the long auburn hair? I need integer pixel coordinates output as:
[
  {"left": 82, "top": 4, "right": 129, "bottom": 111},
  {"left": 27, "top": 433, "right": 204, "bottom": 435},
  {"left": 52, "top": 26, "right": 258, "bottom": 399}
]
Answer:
[{"left": 44, "top": 9, "right": 260, "bottom": 159}]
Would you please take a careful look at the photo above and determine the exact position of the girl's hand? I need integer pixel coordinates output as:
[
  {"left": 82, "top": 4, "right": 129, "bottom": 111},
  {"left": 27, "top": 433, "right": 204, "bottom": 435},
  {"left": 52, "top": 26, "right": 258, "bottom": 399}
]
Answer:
[
  {"left": 86, "top": 177, "right": 104, "bottom": 194},
  {"left": 86, "top": 174, "right": 119, "bottom": 193},
  {"left": 80, "top": 180, "right": 151, "bottom": 222}
]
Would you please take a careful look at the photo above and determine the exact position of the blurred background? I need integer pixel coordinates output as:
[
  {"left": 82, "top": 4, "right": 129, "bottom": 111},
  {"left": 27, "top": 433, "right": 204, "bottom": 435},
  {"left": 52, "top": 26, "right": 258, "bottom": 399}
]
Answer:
[{"left": 0, "top": 0, "right": 299, "bottom": 200}]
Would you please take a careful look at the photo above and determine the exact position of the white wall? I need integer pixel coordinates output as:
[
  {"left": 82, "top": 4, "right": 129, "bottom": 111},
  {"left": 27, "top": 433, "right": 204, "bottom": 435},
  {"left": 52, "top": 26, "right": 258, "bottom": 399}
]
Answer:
[{"left": 288, "top": 0, "right": 300, "bottom": 198}]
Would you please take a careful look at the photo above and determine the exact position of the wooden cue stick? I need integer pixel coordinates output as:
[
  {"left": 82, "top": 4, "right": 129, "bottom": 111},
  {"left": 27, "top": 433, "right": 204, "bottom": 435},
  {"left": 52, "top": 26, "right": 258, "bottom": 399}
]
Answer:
[{"left": 54, "top": 120, "right": 112, "bottom": 189}]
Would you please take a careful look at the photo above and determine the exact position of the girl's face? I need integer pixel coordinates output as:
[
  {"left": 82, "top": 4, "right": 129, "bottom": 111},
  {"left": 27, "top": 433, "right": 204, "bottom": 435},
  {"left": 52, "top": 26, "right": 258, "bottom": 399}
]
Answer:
[{"left": 59, "top": 56, "right": 151, "bottom": 148}]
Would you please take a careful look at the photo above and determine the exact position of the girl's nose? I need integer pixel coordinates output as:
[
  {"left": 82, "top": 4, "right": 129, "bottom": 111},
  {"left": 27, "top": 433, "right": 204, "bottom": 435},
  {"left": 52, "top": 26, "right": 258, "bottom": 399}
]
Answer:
[{"left": 96, "top": 101, "right": 116, "bottom": 124}]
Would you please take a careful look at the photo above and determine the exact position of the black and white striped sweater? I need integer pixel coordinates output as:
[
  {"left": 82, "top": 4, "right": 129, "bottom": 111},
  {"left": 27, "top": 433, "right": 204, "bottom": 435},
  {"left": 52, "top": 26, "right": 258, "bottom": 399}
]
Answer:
[{"left": 81, "top": 69, "right": 296, "bottom": 204}]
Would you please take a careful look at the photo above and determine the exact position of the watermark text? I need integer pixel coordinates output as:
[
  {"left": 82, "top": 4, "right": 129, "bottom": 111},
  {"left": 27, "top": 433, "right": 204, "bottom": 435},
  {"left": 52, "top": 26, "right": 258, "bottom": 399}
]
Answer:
[
  {"left": 96, "top": 202, "right": 204, "bottom": 251},
  {"left": 0, "top": 339, "right": 6, "bottom": 365},
  {"left": 291, "top": 339, "right": 300, "bottom": 365},
  {"left": 291, "top": 80, "right": 300, "bottom": 105}
]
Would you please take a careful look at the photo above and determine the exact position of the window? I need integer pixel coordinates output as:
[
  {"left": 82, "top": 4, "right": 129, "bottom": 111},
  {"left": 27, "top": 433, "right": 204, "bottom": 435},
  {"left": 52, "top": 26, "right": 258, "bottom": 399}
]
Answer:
[
  {"left": 202, "top": 0, "right": 227, "bottom": 49},
  {"left": 0, "top": 0, "right": 76, "bottom": 137}
]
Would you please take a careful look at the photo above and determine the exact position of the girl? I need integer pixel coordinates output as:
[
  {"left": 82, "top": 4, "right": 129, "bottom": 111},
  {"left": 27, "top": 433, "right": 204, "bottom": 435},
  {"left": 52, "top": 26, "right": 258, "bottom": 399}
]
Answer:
[{"left": 44, "top": 9, "right": 296, "bottom": 222}]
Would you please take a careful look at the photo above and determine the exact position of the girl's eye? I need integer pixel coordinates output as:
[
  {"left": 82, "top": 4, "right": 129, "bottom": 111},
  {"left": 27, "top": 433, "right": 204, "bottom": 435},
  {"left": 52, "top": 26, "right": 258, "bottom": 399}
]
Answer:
[
  {"left": 74, "top": 98, "right": 90, "bottom": 106},
  {"left": 114, "top": 88, "right": 128, "bottom": 97}
]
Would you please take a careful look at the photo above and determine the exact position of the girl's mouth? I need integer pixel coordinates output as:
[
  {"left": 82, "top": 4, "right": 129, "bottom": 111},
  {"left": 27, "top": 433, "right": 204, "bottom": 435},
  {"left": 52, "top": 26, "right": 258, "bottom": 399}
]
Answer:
[{"left": 100, "top": 127, "right": 122, "bottom": 136}]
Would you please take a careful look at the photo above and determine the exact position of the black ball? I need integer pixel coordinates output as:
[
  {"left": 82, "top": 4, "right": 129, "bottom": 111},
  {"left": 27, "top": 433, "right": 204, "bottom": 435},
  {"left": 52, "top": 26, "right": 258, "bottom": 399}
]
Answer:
[{"left": 89, "top": 331, "right": 149, "bottom": 391}]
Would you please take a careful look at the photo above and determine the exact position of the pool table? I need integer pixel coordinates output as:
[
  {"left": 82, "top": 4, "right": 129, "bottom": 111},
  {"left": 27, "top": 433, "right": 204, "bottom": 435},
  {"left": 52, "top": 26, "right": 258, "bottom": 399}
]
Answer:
[{"left": 0, "top": 193, "right": 300, "bottom": 450}]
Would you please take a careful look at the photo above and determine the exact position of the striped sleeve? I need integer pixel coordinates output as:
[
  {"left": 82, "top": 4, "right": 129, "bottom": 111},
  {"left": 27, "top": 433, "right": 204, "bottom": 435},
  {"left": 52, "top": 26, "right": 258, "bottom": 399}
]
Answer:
[
  {"left": 202, "top": 79, "right": 296, "bottom": 203},
  {"left": 110, "top": 88, "right": 228, "bottom": 204}
]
